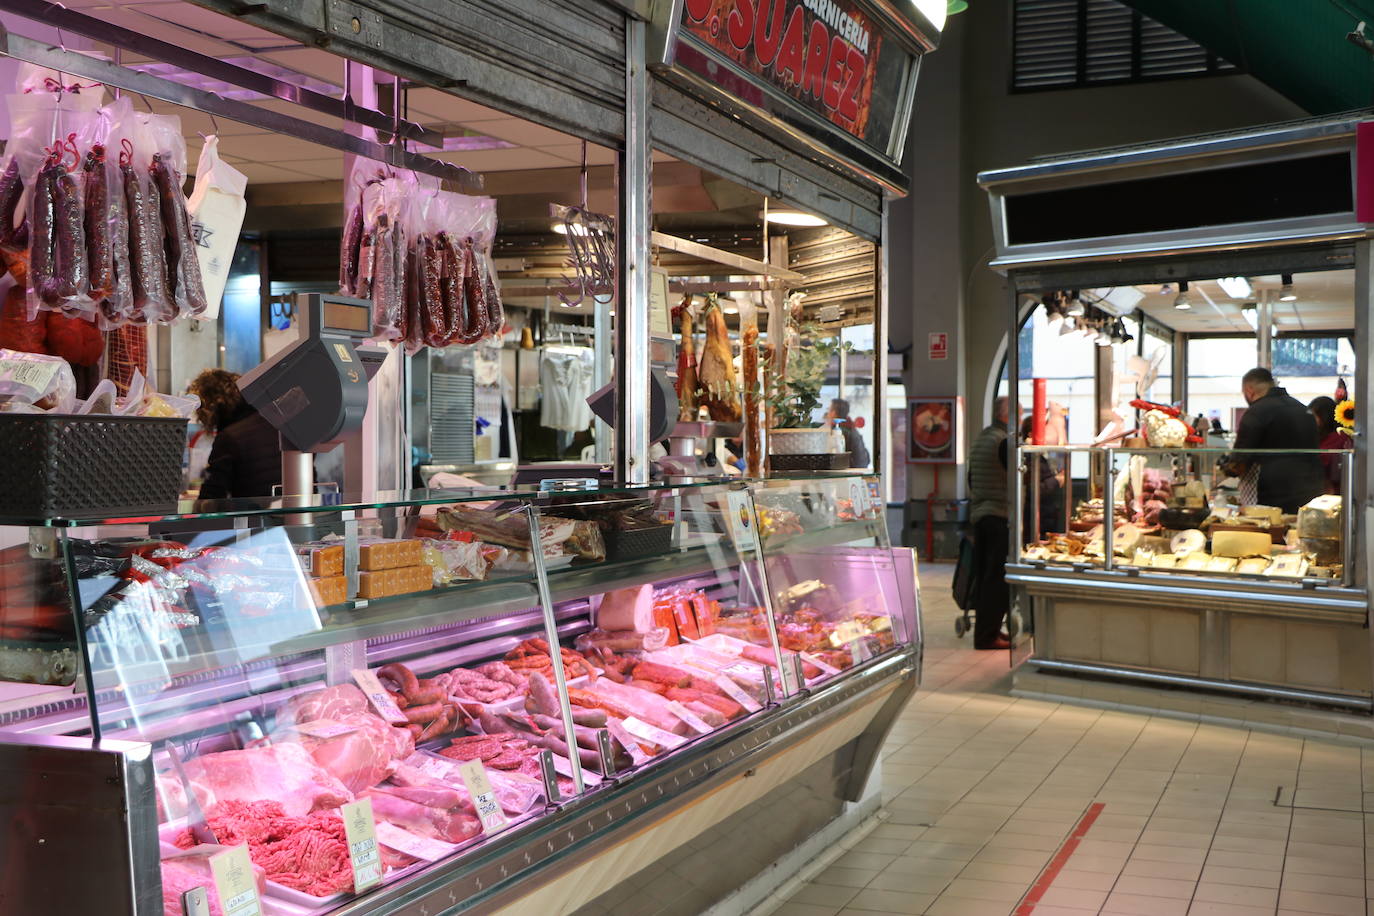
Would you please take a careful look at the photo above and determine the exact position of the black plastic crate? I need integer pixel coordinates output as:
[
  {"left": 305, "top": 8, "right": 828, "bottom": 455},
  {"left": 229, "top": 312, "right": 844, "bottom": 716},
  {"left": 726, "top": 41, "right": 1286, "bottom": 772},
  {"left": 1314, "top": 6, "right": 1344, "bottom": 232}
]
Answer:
[
  {"left": 604, "top": 523, "right": 673, "bottom": 563},
  {"left": 0, "top": 414, "right": 187, "bottom": 518}
]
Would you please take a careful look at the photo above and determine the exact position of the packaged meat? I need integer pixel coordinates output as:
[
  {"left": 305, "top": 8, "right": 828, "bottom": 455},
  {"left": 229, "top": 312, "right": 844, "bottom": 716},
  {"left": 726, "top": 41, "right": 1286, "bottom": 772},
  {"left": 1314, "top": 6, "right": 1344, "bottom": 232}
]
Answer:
[
  {"left": 179, "top": 743, "right": 352, "bottom": 818},
  {"left": 594, "top": 584, "right": 654, "bottom": 632},
  {"left": 160, "top": 849, "right": 266, "bottom": 916}
]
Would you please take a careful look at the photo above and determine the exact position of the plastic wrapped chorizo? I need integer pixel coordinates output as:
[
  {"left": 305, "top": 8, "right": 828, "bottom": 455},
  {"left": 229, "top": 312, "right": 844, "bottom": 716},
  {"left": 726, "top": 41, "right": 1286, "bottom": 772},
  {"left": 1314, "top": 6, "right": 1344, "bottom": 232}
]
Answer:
[
  {"left": 122, "top": 140, "right": 172, "bottom": 323},
  {"left": 146, "top": 115, "right": 207, "bottom": 319}
]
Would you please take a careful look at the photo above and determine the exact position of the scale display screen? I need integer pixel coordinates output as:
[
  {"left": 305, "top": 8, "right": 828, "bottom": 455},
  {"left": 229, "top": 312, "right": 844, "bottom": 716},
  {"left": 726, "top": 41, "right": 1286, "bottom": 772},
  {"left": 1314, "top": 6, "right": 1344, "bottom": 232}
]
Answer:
[{"left": 324, "top": 301, "right": 370, "bottom": 334}]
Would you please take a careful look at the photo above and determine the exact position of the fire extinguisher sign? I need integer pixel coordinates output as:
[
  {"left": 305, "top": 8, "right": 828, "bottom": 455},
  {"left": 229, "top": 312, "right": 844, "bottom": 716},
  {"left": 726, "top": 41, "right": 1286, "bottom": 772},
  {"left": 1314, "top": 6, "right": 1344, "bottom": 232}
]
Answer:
[{"left": 928, "top": 332, "right": 948, "bottom": 360}]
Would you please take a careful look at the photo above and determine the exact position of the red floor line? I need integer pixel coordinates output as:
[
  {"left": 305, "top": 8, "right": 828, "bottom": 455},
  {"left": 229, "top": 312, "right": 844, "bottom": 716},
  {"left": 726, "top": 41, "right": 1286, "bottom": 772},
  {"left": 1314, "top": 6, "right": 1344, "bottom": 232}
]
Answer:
[{"left": 1012, "top": 802, "right": 1107, "bottom": 916}]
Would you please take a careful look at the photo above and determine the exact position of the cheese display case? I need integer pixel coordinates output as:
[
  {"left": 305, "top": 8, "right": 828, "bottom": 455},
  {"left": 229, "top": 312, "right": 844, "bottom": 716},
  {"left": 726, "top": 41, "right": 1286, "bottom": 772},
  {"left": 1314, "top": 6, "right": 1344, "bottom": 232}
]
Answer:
[
  {"left": 1019, "top": 446, "right": 1354, "bottom": 585},
  {"left": 0, "top": 475, "right": 919, "bottom": 916}
]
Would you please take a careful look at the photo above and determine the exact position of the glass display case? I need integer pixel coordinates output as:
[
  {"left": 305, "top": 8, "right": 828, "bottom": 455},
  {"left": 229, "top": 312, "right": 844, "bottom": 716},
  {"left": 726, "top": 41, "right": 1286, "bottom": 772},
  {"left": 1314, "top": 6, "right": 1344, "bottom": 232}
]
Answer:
[
  {"left": 1017, "top": 446, "right": 1354, "bottom": 587},
  {"left": 0, "top": 475, "right": 918, "bottom": 916}
]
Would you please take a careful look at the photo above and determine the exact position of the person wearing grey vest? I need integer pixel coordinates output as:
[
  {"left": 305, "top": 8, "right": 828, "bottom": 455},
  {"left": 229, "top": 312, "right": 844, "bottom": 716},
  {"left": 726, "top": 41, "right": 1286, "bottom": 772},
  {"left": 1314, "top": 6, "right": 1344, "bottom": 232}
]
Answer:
[{"left": 968, "top": 397, "right": 1011, "bottom": 650}]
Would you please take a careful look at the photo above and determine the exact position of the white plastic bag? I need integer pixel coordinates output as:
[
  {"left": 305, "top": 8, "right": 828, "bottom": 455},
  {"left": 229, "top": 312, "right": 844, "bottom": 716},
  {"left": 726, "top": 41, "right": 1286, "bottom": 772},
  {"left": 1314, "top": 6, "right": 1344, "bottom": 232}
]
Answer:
[
  {"left": 187, "top": 135, "right": 247, "bottom": 320},
  {"left": 0, "top": 348, "right": 76, "bottom": 413}
]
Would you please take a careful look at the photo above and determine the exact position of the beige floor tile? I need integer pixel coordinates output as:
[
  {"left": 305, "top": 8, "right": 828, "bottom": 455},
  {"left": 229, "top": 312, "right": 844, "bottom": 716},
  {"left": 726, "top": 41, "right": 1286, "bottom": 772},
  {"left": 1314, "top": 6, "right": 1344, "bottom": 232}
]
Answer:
[
  {"left": 982, "top": 832, "right": 1063, "bottom": 852},
  {"left": 954, "top": 862, "right": 1040, "bottom": 885},
  {"left": 1102, "top": 891, "right": 1190, "bottom": 916},
  {"left": 1186, "top": 903, "right": 1278, "bottom": 916},
  {"left": 1199, "top": 864, "right": 1282, "bottom": 889},
  {"left": 1207, "top": 834, "right": 1287, "bottom": 857},
  {"left": 1020, "top": 907, "right": 1099, "bottom": 916},
  {"left": 969, "top": 847, "right": 1052, "bottom": 869},
  {"left": 924, "top": 898, "right": 1016, "bottom": 916},
  {"left": 905, "top": 841, "right": 983, "bottom": 863},
  {"left": 1035, "top": 886, "right": 1110, "bottom": 910},
  {"left": 1275, "top": 888, "right": 1365, "bottom": 916},
  {"left": 834, "top": 851, "right": 900, "bottom": 872},
  {"left": 1192, "top": 882, "right": 1279, "bottom": 907},
  {"left": 813, "top": 866, "right": 881, "bottom": 888},
  {"left": 1110, "top": 875, "right": 1196, "bottom": 899},
  {"left": 1280, "top": 871, "right": 1366, "bottom": 898},
  {"left": 769, "top": 902, "right": 843, "bottom": 916},
  {"left": 1136, "top": 829, "right": 1215, "bottom": 849},
  {"left": 1123, "top": 857, "right": 1204, "bottom": 881},
  {"left": 1286, "top": 840, "right": 1366, "bottom": 862},
  {"left": 865, "top": 868, "right": 954, "bottom": 895},
  {"left": 788, "top": 884, "right": 863, "bottom": 908},
  {"left": 1060, "top": 854, "right": 1131, "bottom": 875},
  {"left": 872, "top": 823, "right": 929, "bottom": 842},
  {"left": 1050, "top": 869, "right": 1118, "bottom": 891},
  {"left": 1203, "top": 849, "right": 1283, "bottom": 872},
  {"left": 938, "top": 878, "right": 1027, "bottom": 903},
  {"left": 841, "top": 888, "right": 936, "bottom": 914},
  {"left": 853, "top": 837, "right": 917, "bottom": 856},
  {"left": 1283, "top": 855, "right": 1365, "bottom": 879},
  {"left": 1128, "top": 844, "right": 1209, "bottom": 864}
]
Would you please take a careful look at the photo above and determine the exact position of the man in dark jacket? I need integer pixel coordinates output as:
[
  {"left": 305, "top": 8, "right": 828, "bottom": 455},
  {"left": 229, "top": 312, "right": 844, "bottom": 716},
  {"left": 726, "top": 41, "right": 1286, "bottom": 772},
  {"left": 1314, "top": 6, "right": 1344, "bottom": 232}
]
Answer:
[
  {"left": 1226, "top": 368, "right": 1324, "bottom": 512},
  {"left": 967, "top": 397, "right": 1010, "bottom": 650}
]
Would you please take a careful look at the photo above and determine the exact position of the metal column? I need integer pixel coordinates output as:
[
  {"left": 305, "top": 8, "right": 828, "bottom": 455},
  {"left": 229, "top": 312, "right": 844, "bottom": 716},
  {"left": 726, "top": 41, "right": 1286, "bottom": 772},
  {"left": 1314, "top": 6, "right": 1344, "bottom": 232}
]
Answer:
[
  {"left": 872, "top": 202, "right": 890, "bottom": 481},
  {"left": 616, "top": 18, "right": 651, "bottom": 484},
  {"left": 1354, "top": 240, "right": 1371, "bottom": 596}
]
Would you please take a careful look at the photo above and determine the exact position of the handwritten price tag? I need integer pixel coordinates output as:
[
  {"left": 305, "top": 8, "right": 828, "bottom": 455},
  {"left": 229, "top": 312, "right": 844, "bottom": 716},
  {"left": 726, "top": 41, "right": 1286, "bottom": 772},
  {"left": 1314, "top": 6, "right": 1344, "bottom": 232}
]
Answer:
[
  {"left": 622, "top": 716, "right": 688, "bottom": 749},
  {"left": 342, "top": 798, "right": 382, "bottom": 892},
  {"left": 457, "top": 758, "right": 509, "bottom": 833},
  {"left": 293, "top": 718, "right": 359, "bottom": 740},
  {"left": 352, "top": 669, "right": 408, "bottom": 725},
  {"left": 799, "top": 651, "right": 840, "bottom": 677},
  {"left": 684, "top": 666, "right": 761, "bottom": 713},
  {"left": 209, "top": 845, "right": 262, "bottom": 916},
  {"left": 376, "top": 821, "right": 458, "bottom": 862},
  {"left": 605, "top": 718, "right": 651, "bottom": 765},
  {"left": 850, "top": 638, "right": 873, "bottom": 667},
  {"left": 665, "top": 700, "right": 713, "bottom": 734}
]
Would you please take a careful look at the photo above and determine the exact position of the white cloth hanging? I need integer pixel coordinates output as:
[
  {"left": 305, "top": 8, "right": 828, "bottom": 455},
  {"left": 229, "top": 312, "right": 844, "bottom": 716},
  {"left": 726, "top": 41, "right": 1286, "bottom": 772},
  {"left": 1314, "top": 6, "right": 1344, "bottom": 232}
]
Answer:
[{"left": 540, "top": 346, "right": 595, "bottom": 432}]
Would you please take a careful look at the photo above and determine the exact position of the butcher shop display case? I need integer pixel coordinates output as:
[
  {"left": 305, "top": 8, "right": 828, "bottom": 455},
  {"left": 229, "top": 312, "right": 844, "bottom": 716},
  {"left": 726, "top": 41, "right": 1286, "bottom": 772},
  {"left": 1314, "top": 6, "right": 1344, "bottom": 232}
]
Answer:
[
  {"left": 1018, "top": 446, "right": 1355, "bottom": 585},
  {"left": 0, "top": 475, "right": 921, "bottom": 916}
]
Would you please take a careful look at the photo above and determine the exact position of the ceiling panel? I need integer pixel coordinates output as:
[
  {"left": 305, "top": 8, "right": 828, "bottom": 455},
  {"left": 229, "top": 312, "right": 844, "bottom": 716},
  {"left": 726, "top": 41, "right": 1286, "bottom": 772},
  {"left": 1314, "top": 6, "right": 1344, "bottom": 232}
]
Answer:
[{"left": 1132, "top": 270, "right": 1354, "bottom": 334}]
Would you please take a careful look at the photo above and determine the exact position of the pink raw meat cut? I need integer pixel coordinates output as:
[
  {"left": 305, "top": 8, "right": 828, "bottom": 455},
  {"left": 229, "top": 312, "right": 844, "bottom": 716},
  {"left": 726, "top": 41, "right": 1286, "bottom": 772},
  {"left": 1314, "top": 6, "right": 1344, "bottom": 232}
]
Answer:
[
  {"left": 173, "top": 800, "right": 355, "bottom": 898},
  {"left": 363, "top": 784, "right": 482, "bottom": 844},
  {"left": 181, "top": 743, "right": 352, "bottom": 817},
  {"left": 284, "top": 683, "right": 370, "bottom": 722},
  {"left": 394, "top": 752, "right": 541, "bottom": 815},
  {"left": 475, "top": 661, "right": 527, "bottom": 694},
  {"left": 160, "top": 851, "right": 265, "bottom": 916}
]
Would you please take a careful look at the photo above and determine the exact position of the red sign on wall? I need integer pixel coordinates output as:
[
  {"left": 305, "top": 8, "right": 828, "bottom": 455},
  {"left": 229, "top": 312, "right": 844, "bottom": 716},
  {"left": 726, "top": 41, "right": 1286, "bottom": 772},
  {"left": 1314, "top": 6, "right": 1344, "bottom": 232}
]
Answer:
[
  {"left": 678, "top": 0, "right": 905, "bottom": 148},
  {"left": 928, "top": 332, "right": 948, "bottom": 360}
]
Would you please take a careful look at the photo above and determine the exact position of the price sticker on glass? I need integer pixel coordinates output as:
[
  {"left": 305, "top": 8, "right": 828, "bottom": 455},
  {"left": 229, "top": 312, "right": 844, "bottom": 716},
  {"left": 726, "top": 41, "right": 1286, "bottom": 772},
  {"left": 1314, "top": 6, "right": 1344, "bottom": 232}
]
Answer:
[
  {"left": 457, "top": 758, "right": 509, "bottom": 833},
  {"left": 352, "top": 668, "right": 408, "bottom": 725},
  {"left": 342, "top": 798, "right": 382, "bottom": 892},
  {"left": 209, "top": 845, "right": 263, "bottom": 916}
]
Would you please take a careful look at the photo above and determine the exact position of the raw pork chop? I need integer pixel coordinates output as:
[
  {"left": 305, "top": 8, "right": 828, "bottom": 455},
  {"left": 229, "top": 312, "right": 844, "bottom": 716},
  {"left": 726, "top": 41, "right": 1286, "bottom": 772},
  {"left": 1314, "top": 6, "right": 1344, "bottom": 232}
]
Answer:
[
  {"left": 283, "top": 684, "right": 417, "bottom": 794},
  {"left": 182, "top": 743, "right": 351, "bottom": 817}
]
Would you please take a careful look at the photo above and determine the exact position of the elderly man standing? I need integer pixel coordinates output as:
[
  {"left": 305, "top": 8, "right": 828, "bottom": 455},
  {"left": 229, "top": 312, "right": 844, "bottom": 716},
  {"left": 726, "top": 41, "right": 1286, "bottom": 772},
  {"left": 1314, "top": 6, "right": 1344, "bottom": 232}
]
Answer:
[{"left": 968, "top": 396, "right": 1011, "bottom": 650}]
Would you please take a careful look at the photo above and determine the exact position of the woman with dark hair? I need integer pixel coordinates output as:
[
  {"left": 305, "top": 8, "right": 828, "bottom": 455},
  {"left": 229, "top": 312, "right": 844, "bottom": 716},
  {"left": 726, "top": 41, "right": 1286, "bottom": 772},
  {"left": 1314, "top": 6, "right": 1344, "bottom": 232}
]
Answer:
[
  {"left": 1309, "top": 395, "right": 1344, "bottom": 494},
  {"left": 188, "top": 368, "right": 282, "bottom": 500}
]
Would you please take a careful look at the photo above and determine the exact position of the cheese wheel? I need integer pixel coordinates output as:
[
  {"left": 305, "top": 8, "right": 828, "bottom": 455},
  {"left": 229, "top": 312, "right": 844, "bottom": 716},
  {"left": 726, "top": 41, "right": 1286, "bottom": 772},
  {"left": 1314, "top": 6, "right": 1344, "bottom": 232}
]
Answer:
[
  {"left": 1151, "top": 554, "right": 1178, "bottom": 569},
  {"left": 1211, "top": 530, "right": 1274, "bottom": 558},
  {"left": 1114, "top": 523, "right": 1144, "bottom": 556},
  {"left": 1240, "top": 505, "right": 1282, "bottom": 524},
  {"left": 1170, "top": 530, "right": 1206, "bottom": 557}
]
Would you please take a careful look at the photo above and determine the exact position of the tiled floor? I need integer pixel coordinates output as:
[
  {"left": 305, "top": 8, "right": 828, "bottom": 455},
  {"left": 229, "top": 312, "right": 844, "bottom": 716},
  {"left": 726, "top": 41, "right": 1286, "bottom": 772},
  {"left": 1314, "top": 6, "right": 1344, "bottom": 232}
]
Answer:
[{"left": 761, "top": 563, "right": 1374, "bottom": 916}]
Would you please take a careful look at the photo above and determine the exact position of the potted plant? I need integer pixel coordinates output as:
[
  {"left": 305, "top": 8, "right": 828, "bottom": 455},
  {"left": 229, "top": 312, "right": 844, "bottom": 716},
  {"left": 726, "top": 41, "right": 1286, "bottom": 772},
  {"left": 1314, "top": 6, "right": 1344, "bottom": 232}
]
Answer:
[{"left": 766, "top": 321, "right": 847, "bottom": 456}]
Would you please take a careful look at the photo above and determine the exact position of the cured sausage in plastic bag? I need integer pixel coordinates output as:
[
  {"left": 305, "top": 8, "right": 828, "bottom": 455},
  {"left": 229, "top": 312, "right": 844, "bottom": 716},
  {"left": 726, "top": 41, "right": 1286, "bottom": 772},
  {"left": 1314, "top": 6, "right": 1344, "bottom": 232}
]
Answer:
[
  {"left": 83, "top": 144, "right": 114, "bottom": 303},
  {"left": 122, "top": 141, "right": 172, "bottom": 323},
  {"left": 151, "top": 152, "right": 208, "bottom": 318}
]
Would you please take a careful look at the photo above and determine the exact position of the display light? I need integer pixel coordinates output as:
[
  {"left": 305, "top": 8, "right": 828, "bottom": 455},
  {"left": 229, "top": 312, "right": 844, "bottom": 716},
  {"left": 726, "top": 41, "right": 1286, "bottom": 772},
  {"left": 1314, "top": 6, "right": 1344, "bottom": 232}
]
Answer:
[
  {"left": 1173, "top": 281, "right": 1191, "bottom": 310},
  {"left": 1279, "top": 274, "right": 1297, "bottom": 301},
  {"left": 1217, "top": 277, "right": 1252, "bottom": 299}
]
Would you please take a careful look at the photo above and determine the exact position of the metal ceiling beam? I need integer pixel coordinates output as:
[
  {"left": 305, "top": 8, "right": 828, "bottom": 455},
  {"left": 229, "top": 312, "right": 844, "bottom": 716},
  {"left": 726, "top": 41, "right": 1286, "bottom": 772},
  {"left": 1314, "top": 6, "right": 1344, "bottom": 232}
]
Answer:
[{"left": 0, "top": 0, "right": 444, "bottom": 148}]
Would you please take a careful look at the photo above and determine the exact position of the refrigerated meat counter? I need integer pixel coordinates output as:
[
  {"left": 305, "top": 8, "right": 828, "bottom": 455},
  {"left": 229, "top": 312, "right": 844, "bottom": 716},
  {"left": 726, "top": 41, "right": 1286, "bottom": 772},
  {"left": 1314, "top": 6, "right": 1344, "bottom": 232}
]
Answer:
[{"left": 0, "top": 474, "right": 920, "bottom": 916}]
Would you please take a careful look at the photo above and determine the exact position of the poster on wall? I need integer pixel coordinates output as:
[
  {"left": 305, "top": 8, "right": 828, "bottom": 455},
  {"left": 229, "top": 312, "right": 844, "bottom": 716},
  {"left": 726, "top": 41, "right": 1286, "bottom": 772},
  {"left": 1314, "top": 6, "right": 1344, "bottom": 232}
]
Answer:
[{"left": 908, "top": 397, "right": 960, "bottom": 464}]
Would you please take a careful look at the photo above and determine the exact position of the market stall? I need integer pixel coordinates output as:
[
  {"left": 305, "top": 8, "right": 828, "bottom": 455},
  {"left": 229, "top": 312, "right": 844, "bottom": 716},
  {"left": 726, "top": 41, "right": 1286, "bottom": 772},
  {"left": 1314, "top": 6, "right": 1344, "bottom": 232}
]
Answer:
[
  {"left": 0, "top": 0, "right": 943, "bottom": 913},
  {"left": 978, "top": 115, "right": 1371, "bottom": 716}
]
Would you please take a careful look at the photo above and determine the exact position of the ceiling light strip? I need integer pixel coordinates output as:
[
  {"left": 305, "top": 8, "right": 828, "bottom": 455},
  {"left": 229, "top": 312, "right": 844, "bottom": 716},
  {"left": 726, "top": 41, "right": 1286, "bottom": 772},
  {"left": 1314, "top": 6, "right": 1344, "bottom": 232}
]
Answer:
[
  {"left": 0, "top": 0, "right": 444, "bottom": 148},
  {"left": 0, "top": 27, "right": 482, "bottom": 192}
]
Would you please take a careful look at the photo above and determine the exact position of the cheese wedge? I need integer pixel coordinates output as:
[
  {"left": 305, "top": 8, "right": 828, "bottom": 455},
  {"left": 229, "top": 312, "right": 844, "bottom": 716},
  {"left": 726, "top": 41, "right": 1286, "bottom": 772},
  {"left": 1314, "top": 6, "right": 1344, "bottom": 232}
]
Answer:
[{"left": 1211, "top": 529, "right": 1274, "bottom": 558}]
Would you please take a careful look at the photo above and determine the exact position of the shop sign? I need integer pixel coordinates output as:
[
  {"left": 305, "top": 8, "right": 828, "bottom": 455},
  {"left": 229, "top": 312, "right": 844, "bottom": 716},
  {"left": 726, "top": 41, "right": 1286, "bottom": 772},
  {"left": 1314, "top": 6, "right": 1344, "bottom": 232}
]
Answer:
[
  {"left": 667, "top": 0, "right": 926, "bottom": 166},
  {"left": 928, "top": 332, "right": 947, "bottom": 360}
]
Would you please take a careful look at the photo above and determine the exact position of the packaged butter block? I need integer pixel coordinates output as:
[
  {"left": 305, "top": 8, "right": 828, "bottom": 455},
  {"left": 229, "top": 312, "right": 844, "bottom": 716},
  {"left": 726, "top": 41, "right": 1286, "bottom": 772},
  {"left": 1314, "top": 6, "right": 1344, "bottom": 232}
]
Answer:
[
  {"left": 308, "top": 575, "right": 347, "bottom": 608},
  {"left": 393, "top": 565, "right": 432, "bottom": 596},
  {"left": 1297, "top": 495, "right": 1342, "bottom": 539},
  {"left": 357, "top": 569, "right": 398, "bottom": 599},
  {"left": 358, "top": 538, "right": 425, "bottom": 571}
]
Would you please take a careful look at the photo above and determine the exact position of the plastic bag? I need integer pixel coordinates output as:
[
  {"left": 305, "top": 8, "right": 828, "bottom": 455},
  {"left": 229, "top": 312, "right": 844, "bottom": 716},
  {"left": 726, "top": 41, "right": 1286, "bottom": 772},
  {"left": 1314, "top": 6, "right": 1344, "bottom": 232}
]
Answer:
[
  {"left": 0, "top": 348, "right": 77, "bottom": 413},
  {"left": 143, "top": 113, "right": 208, "bottom": 319},
  {"left": 339, "top": 164, "right": 387, "bottom": 297},
  {"left": 121, "top": 118, "right": 173, "bottom": 323},
  {"left": 91, "top": 98, "right": 135, "bottom": 327},
  {"left": 187, "top": 135, "right": 247, "bottom": 320},
  {"left": 364, "top": 177, "right": 408, "bottom": 340},
  {"left": 16, "top": 63, "right": 105, "bottom": 106},
  {"left": 27, "top": 133, "right": 91, "bottom": 317}
]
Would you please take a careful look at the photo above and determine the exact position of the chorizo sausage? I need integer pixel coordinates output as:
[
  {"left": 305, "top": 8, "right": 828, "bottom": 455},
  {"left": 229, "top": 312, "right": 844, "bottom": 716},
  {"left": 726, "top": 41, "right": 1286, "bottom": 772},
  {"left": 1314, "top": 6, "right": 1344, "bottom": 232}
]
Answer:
[
  {"left": 29, "top": 154, "right": 57, "bottom": 308},
  {"left": 84, "top": 145, "right": 114, "bottom": 303},
  {"left": 151, "top": 153, "right": 208, "bottom": 317},
  {"left": 377, "top": 662, "right": 420, "bottom": 697},
  {"left": 0, "top": 158, "right": 27, "bottom": 252},
  {"left": 339, "top": 198, "right": 364, "bottom": 295},
  {"left": 453, "top": 238, "right": 487, "bottom": 344},
  {"left": 122, "top": 151, "right": 170, "bottom": 322}
]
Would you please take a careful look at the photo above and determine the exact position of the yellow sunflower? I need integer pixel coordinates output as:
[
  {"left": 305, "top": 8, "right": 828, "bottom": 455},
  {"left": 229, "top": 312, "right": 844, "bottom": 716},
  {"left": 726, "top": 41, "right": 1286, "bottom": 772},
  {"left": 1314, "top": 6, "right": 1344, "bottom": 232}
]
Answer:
[{"left": 1335, "top": 399, "right": 1356, "bottom": 430}]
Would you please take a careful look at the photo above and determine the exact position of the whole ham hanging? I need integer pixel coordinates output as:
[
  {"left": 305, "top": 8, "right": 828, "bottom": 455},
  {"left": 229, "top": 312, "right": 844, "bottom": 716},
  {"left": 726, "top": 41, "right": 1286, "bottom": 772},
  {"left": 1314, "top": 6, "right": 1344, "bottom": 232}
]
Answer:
[{"left": 697, "top": 294, "right": 741, "bottom": 423}]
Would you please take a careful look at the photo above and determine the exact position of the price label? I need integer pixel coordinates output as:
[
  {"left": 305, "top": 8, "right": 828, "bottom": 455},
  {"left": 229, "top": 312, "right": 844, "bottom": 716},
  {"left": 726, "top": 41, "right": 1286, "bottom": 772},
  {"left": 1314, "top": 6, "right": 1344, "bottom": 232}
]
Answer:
[
  {"left": 605, "top": 718, "right": 651, "bottom": 765},
  {"left": 622, "top": 716, "right": 688, "bottom": 750},
  {"left": 850, "top": 638, "right": 873, "bottom": 667},
  {"left": 547, "top": 751, "right": 601, "bottom": 786},
  {"left": 352, "top": 669, "right": 408, "bottom": 725},
  {"left": 375, "top": 821, "right": 458, "bottom": 862},
  {"left": 724, "top": 491, "right": 760, "bottom": 554},
  {"left": 778, "top": 656, "right": 801, "bottom": 695},
  {"left": 665, "top": 700, "right": 713, "bottom": 734},
  {"left": 209, "top": 845, "right": 262, "bottom": 916},
  {"left": 292, "top": 719, "right": 358, "bottom": 740},
  {"left": 799, "top": 651, "right": 841, "bottom": 677},
  {"left": 850, "top": 481, "right": 869, "bottom": 517},
  {"left": 687, "top": 667, "right": 761, "bottom": 713},
  {"left": 341, "top": 798, "right": 382, "bottom": 892},
  {"left": 457, "top": 759, "right": 509, "bottom": 833}
]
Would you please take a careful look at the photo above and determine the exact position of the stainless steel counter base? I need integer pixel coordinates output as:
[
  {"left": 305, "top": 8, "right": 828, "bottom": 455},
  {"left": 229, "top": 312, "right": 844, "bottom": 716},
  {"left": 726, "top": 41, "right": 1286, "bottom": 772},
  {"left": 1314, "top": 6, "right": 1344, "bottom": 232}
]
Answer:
[{"left": 1011, "top": 567, "right": 1372, "bottom": 713}]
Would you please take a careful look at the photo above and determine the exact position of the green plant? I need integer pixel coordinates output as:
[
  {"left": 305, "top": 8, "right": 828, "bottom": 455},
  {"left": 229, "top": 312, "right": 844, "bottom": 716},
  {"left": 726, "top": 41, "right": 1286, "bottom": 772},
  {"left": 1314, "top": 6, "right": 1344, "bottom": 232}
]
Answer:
[{"left": 768, "top": 324, "right": 847, "bottom": 428}]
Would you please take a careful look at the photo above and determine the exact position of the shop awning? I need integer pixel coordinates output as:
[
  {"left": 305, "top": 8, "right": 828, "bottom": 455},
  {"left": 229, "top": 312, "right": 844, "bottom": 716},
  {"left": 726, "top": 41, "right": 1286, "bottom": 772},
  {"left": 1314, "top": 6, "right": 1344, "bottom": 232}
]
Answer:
[{"left": 1122, "top": 0, "right": 1374, "bottom": 114}]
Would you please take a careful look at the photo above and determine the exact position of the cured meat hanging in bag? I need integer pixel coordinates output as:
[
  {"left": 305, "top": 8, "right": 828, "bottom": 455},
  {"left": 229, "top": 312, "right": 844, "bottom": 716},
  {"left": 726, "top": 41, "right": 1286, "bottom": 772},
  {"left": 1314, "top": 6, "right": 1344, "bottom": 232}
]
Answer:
[
  {"left": 697, "top": 295, "right": 741, "bottom": 422},
  {"left": 83, "top": 144, "right": 114, "bottom": 304},
  {"left": 453, "top": 238, "right": 488, "bottom": 345},
  {"left": 0, "top": 159, "right": 27, "bottom": 253},
  {"left": 121, "top": 141, "right": 172, "bottom": 322},
  {"left": 675, "top": 295, "right": 699, "bottom": 421},
  {"left": 31, "top": 139, "right": 91, "bottom": 311},
  {"left": 150, "top": 152, "right": 209, "bottom": 318}
]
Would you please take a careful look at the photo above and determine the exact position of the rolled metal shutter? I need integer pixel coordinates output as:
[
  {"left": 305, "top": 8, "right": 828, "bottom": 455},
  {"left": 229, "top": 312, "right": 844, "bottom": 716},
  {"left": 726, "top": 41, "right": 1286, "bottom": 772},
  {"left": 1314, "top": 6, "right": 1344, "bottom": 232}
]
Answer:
[
  {"left": 651, "top": 83, "right": 884, "bottom": 242},
  {"left": 192, "top": 0, "right": 628, "bottom": 146}
]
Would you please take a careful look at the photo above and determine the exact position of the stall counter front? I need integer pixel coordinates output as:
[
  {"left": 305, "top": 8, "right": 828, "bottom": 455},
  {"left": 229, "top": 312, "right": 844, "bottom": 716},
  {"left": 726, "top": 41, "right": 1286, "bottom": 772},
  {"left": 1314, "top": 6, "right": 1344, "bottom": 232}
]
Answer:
[{"left": 0, "top": 474, "right": 919, "bottom": 916}]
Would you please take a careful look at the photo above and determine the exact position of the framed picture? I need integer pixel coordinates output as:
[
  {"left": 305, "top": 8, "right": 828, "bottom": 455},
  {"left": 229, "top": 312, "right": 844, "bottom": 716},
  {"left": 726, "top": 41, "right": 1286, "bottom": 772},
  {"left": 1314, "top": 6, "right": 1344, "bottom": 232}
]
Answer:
[{"left": 908, "top": 397, "right": 962, "bottom": 464}]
